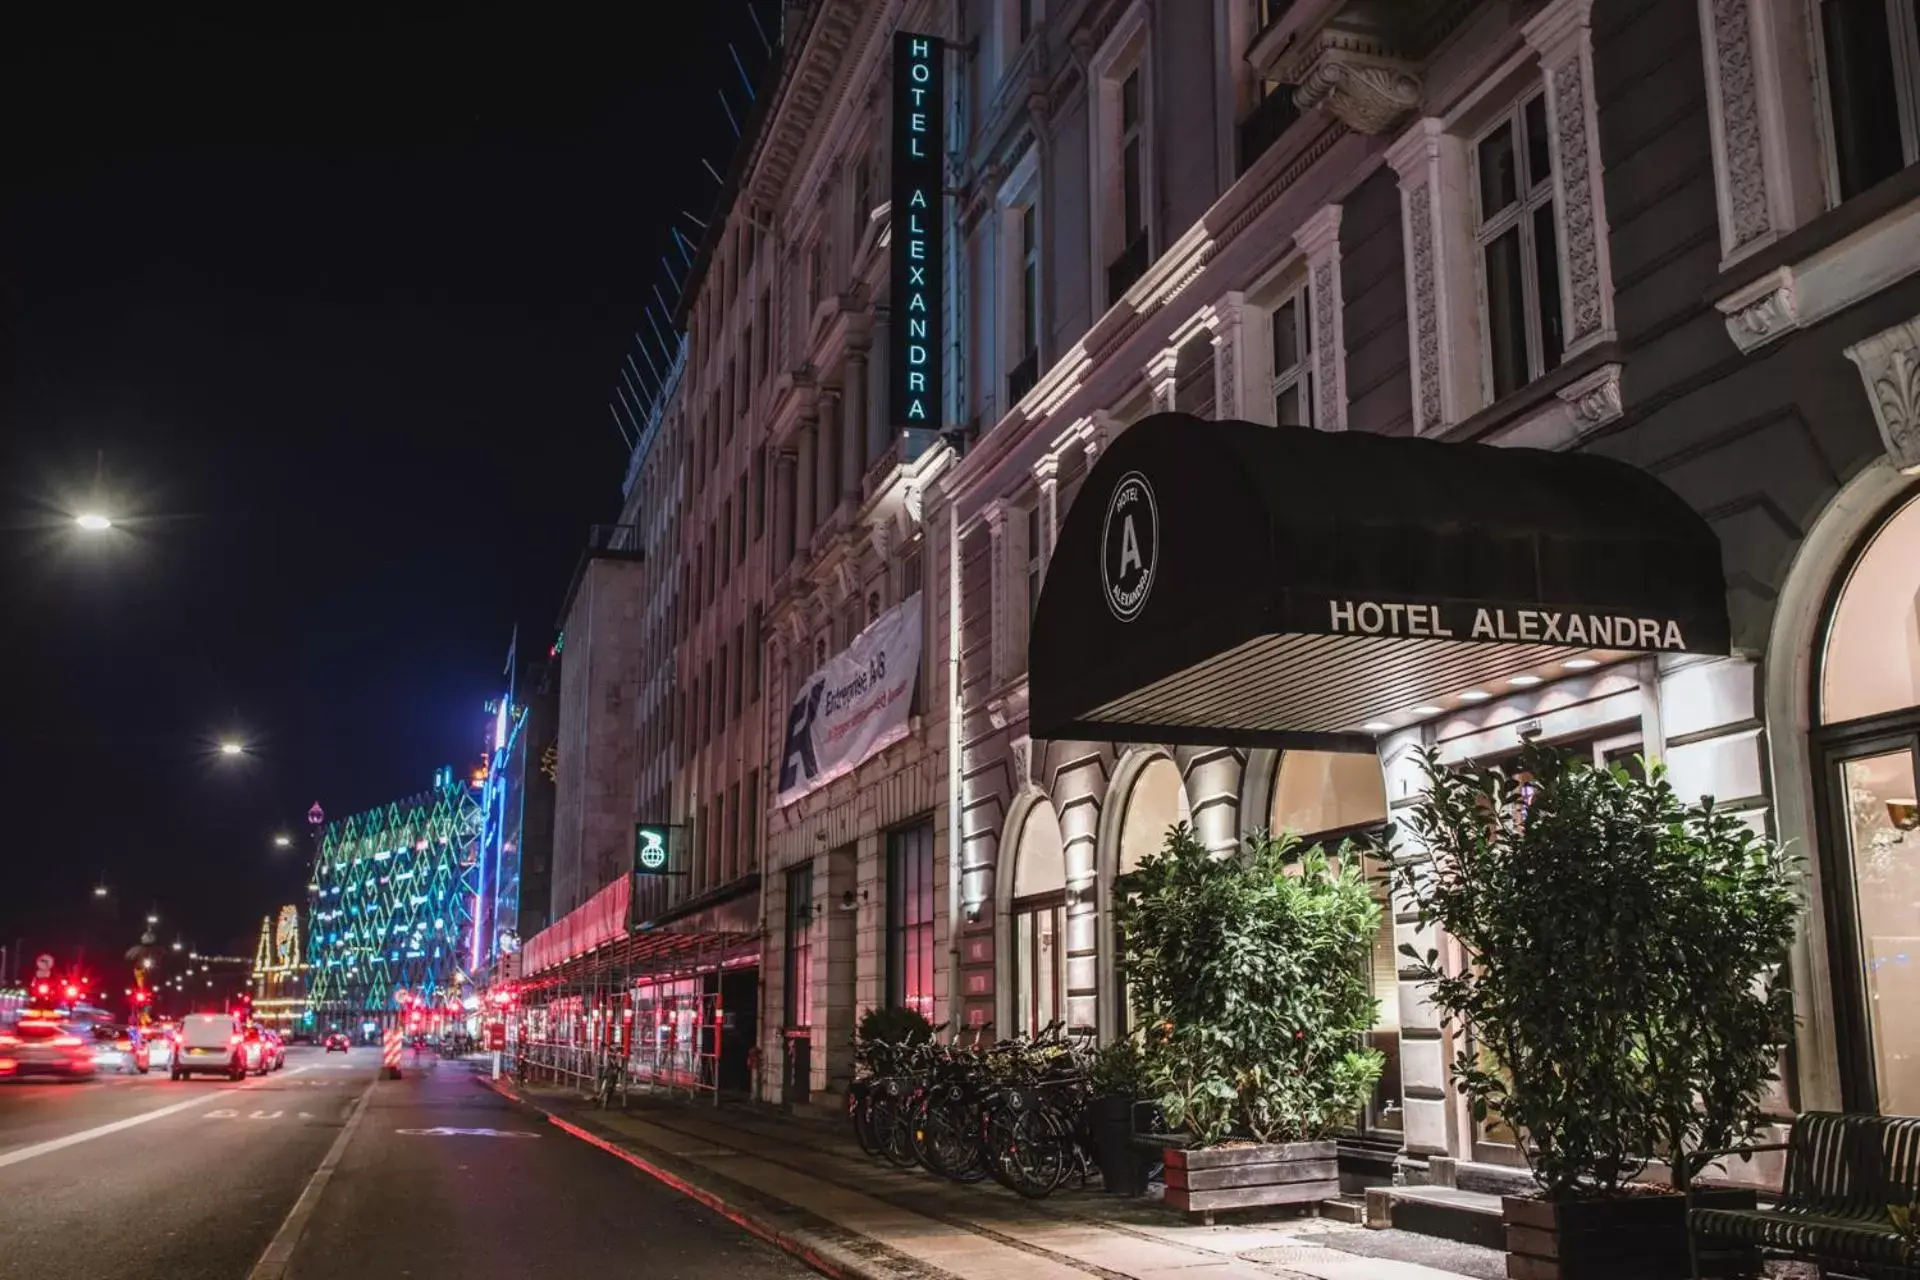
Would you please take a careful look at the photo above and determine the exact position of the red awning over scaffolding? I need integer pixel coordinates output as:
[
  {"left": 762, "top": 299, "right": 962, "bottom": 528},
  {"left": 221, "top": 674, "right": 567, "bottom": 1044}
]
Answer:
[{"left": 519, "top": 875, "right": 630, "bottom": 977}]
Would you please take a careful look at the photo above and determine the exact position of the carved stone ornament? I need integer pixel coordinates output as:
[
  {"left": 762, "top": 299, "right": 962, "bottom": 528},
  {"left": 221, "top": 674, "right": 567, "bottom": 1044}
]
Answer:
[
  {"left": 1407, "top": 182, "right": 1443, "bottom": 432},
  {"left": 1551, "top": 57, "right": 1605, "bottom": 346},
  {"left": 1293, "top": 57, "right": 1422, "bottom": 135},
  {"left": 1556, "top": 362, "right": 1624, "bottom": 433},
  {"left": 1844, "top": 316, "right": 1920, "bottom": 475},
  {"left": 1011, "top": 734, "right": 1036, "bottom": 789},
  {"left": 1706, "top": 0, "right": 1770, "bottom": 250},
  {"left": 1715, "top": 266, "right": 1799, "bottom": 353}
]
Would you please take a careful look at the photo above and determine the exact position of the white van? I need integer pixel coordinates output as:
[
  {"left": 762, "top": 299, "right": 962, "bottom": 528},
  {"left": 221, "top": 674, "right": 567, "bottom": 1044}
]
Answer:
[{"left": 171, "top": 1013, "right": 244, "bottom": 1081}]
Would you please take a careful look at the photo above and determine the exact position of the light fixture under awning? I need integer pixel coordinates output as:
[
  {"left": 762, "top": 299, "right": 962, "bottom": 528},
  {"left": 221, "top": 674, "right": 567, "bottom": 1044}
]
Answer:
[{"left": 1029, "top": 413, "right": 1731, "bottom": 749}]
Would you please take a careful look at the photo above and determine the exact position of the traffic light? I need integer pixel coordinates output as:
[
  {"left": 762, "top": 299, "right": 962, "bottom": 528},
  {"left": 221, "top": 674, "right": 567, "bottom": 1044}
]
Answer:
[{"left": 62, "top": 983, "right": 78, "bottom": 1001}]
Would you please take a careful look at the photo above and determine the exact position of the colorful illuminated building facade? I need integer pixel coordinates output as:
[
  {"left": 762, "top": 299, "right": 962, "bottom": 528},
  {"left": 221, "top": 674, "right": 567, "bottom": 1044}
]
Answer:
[
  {"left": 251, "top": 904, "right": 308, "bottom": 1032},
  {"left": 305, "top": 771, "right": 484, "bottom": 1025}
]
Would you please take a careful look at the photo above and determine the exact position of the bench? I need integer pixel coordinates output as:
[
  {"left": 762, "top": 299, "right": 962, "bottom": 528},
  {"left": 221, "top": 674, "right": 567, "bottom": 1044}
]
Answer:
[{"left": 1687, "top": 1111, "right": 1920, "bottom": 1278}]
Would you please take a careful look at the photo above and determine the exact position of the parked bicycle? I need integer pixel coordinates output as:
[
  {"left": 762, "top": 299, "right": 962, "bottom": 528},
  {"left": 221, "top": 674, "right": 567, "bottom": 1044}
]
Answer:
[{"left": 848, "top": 1021, "right": 1099, "bottom": 1200}]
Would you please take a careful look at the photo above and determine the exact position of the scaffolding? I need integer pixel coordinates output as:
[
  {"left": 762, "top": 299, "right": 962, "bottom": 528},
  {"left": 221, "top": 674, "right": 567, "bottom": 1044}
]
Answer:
[{"left": 511, "top": 926, "right": 758, "bottom": 1105}]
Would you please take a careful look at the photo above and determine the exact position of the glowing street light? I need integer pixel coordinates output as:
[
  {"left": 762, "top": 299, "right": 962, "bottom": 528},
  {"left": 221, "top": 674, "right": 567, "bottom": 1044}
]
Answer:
[
  {"left": 146, "top": 913, "right": 159, "bottom": 925},
  {"left": 273, "top": 834, "right": 291, "bottom": 848},
  {"left": 219, "top": 741, "right": 245, "bottom": 757},
  {"left": 92, "top": 884, "right": 109, "bottom": 899},
  {"left": 75, "top": 513, "right": 113, "bottom": 532}
]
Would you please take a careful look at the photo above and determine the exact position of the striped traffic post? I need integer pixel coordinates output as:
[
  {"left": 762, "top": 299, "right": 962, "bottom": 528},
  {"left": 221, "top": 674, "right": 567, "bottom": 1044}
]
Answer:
[{"left": 382, "top": 1027, "right": 403, "bottom": 1079}]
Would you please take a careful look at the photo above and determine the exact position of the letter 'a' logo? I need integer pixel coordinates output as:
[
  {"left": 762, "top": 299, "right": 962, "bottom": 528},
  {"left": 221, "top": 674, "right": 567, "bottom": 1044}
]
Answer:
[
  {"left": 1101, "top": 471, "right": 1159, "bottom": 622},
  {"left": 779, "top": 680, "right": 826, "bottom": 791}
]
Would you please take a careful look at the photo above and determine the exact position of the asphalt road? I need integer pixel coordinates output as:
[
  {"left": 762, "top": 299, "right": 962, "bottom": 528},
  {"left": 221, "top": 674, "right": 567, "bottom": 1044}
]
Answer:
[{"left": 0, "top": 1047, "right": 815, "bottom": 1280}]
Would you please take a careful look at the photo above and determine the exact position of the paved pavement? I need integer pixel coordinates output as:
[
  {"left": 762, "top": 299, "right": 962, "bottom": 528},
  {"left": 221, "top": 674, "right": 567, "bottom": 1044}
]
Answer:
[{"left": 0, "top": 1046, "right": 814, "bottom": 1280}]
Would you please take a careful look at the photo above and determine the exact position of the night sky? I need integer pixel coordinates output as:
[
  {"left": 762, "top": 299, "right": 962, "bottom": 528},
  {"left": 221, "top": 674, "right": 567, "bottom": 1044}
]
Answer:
[{"left": 2, "top": 9, "right": 765, "bottom": 974}]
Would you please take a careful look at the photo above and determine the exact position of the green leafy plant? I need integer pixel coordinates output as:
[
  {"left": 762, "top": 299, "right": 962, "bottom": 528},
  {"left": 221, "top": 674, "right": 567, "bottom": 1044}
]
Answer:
[
  {"left": 1388, "top": 745, "right": 1800, "bottom": 1198},
  {"left": 1090, "top": 1037, "right": 1149, "bottom": 1099},
  {"left": 1891, "top": 1193, "right": 1919, "bottom": 1264},
  {"left": 1115, "top": 824, "right": 1383, "bottom": 1147},
  {"left": 855, "top": 1006, "right": 935, "bottom": 1046}
]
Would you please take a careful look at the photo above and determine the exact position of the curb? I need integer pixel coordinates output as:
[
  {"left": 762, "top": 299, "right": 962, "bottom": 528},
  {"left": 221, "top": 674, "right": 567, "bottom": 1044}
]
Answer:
[{"left": 475, "top": 1074, "right": 907, "bottom": 1280}]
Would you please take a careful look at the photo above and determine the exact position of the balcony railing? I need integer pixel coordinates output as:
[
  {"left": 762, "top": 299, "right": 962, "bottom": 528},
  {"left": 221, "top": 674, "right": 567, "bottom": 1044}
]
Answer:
[
  {"left": 1105, "top": 231, "right": 1151, "bottom": 307},
  {"left": 1006, "top": 351, "right": 1040, "bottom": 407},
  {"left": 1238, "top": 85, "right": 1303, "bottom": 175}
]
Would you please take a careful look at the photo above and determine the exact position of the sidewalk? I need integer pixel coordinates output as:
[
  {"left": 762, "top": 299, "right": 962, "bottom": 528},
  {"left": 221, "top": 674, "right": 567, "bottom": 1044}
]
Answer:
[{"left": 475, "top": 1071, "right": 1504, "bottom": 1280}]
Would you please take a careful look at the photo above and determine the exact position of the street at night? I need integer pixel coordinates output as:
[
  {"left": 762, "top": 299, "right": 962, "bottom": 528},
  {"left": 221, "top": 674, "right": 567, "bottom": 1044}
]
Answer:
[
  {"left": 9, "top": 1, "right": 1920, "bottom": 1278},
  {"left": 0, "top": 1048, "right": 811, "bottom": 1280}
]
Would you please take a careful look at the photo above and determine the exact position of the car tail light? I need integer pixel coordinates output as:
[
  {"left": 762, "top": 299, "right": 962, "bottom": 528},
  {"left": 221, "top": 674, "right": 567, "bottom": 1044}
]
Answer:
[
  {"left": 0, "top": 1058, "right": 15, "bottom": 1074},
  {"left": 53, "top": 1034, "right": 84, "bottom": 1047},
  {"left": 230, "top": 1033, "right": 243, "bottom": 1046},
  {"left": 0, "top": 1033, "right": 16, "bottom": 1047}
]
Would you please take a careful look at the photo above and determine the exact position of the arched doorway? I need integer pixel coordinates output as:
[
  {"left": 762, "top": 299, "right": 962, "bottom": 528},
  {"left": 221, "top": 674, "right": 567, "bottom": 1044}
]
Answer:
[
  {"left": 1269, "top": 750, "right": 1400, "bottom": 1142},
  {"left": 1003, "top": 799, "right": 1068, "bottom": 1038},
  {"left": 1811, "top": 483, "right": 1920, "bottom": 1114}
]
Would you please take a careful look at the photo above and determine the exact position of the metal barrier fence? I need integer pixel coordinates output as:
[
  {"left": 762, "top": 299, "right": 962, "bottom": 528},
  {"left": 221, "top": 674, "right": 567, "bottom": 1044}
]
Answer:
[{"left": 512, "top": 1033, "right": 717, "bottom": 1104}]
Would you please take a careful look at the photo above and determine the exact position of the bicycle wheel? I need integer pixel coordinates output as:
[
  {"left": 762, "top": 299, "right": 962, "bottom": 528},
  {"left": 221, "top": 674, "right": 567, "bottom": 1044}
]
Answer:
[
  {"left": 849, "top": 1087, "right": 883, "bottom": 1157},
  {"left": 917, "top": 1094, "right": 987, "bottom": 1182},
  {"left": 872, "top": 1090, "right": 920, "bottom": 1168},
  {"left": 1000, "top": 1108, "right": 1070, "bottom": 1199}
]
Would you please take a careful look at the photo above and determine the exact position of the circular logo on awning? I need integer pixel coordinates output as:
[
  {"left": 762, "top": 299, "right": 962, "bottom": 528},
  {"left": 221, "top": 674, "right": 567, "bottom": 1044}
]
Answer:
[{"left": 1101, "top": 471, "right": 1159, "bottom": 622}]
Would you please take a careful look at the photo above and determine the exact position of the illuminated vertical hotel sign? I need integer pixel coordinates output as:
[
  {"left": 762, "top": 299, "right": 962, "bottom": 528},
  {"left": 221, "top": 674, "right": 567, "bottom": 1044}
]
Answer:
[{"left": 889, "top": 31, "right": 945, "bottom": 428}]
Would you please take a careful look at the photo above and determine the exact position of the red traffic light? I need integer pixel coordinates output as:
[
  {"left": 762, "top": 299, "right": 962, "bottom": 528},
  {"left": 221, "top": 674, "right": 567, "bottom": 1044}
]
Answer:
[{"left": 62, "top": 983, "right": 78, "bottom": 1000}]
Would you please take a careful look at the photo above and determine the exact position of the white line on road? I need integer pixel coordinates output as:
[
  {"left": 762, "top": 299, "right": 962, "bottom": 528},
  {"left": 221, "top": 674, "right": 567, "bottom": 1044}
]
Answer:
[
  {"left": 0, "top": 1093, "right": 213, "bottom": 1171},
  {"left": 246, "top": 1077, "right": 376, "bottom": 1280}
]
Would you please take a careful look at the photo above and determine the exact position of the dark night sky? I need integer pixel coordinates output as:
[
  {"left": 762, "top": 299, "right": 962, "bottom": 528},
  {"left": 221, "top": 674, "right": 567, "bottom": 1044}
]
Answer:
[{"left": 1, "top": 9, "right": 764, "bottom": 971}]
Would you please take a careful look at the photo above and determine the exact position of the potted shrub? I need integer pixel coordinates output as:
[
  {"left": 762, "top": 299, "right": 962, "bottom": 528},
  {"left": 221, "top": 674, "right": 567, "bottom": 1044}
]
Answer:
[
  {"left": 1088, "top": 1038, "right": 1153, "bottom": 1195},
  {"left": 1390, "top": 745, "right": 1800, "bottom": 1279},
  {"left": 1116, "top": 825, "right": 1383, "bottom": 1219}
]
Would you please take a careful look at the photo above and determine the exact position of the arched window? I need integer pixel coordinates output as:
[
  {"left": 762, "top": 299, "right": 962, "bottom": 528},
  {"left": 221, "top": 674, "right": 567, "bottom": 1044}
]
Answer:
[
  {"left": 1008, "top": 802, "right": 1066, "bottom": 1038},
  {"left": 1117, "top": 756, "right": 1190, "bottom": 876},
  {"left": 1271, "top": 749, "right": 1401, "bottom": 1138},
  {"left": 1814, "top": 487, "right": 1920, "bottom": 1114}
]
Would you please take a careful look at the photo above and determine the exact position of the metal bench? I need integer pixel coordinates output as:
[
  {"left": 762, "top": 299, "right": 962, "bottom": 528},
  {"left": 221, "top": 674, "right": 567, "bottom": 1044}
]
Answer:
[{"left": 1687, "top": 1111, "right": 1920, "bottom": 1278}]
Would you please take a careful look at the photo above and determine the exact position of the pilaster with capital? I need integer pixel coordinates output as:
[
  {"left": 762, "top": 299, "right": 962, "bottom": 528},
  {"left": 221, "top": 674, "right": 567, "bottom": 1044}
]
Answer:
[
  {"left": 984, "top": 502, "right": 1012, "bottom": 687},
  {"left": 771, "top": 449, "right": 798, "bottom": 569},
  {"left": 794, "top": 419, "right": 817, "bottom": 552},
  {"left": 1844, "top": 315, "right": 1920, "bottom": 476},
  {"left": 1032, "top": 454, "right": 1059, "bottom": 584},
  {"left": 817, "top": 391, "right": 842, "bottom": 523},
  {"left": 840, "top": 356, "right": 867, "bottom": 504},
  {"left": 1210, "top": 292, "right": 1255, "bottom": 423},
  {"left": 1294, "top": 205, "right": 1348, "bottom": 432},
  {"left": 1524, "top": 0, "right": 1617, "bottom": 357},
  {"left": 1387, "top": 118, "right": 1480, "bottom": 434},
  {"left": 1146, "top": 348, "right": 1181, "bottom": 415}
]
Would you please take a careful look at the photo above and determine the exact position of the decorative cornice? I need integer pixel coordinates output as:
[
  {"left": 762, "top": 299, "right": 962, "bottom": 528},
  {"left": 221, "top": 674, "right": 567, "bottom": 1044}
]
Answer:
[
  {"left": 1275, "top": 11, "right": 1423, "bottom": 136},
  {"left": 1556, "top": 362, "right": 1624, "bottom": 434}
]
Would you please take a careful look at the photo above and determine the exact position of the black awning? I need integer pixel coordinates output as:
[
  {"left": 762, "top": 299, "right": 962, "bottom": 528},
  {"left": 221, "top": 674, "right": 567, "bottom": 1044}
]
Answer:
[{"left": 1029, "top": 414, "right": 1730, "bottom": 747}]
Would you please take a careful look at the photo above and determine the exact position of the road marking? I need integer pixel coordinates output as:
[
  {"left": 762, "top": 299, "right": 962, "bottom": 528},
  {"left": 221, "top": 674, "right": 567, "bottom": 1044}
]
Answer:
[
  {"left": 205, "top": 1109, "right": 240, "bottom": 1119},
  {"left": 251, "top": 1110, "right": 284, "bottom": 1119},
  {"left": 394, "top": 1127, "right": 539, "bottom": 1138},
  {"left": 246, "top": 1077, "right": 375, "bottom": 1280},
  {"left": 0, "top": 1093, "right": 212, "bottom": 1170}
]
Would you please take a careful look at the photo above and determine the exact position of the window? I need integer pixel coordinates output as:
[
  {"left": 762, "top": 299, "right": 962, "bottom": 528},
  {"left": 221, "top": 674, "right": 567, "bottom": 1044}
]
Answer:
[
  {"left": 1270, "top": 282, "right": 1314, "bottom": 426},
  {"left": 1008, "top": 803, "right": 1067, "bottom": 1037},
  {"left": 751, "top": 447, "right": 766, "bottom": 541},
  {"left": 815, "top": 635, "right": 828, "bottom": 667},
  {"left": 744, "top": 769, "right": 760, "bottom": 869},
  {"left": 852, "top": 153, "right": 873, "bottom": 230},
  {"left": 1018, "top": 0, "right": 1036, "bottom": 42},
  {"left": 736, "top": 474, "right": 748, "bottom": 561},
  {"left": 749, "top": 604, "right": 763, "bottom": 701},
  {"left": 1121, "top": 69, "right": 1146, "bottom": 247},
  {"left": 720, "top": 503, "right": 731, "bottom": 586},
  {"left": 758, "top": 289, "right": 773, "bottom": 380},
  {"left": 784, "top": 864, "right": 813, "bottom": 1028},
  {"left": 728, "top": 358, "right": 740, "bottom": 435},
  {"left": 726, "top": 782, "right": 741, "bottom": 878},
  {"left": 903, "top": 542, "right": 924, "bottom": 599},
  {"left": 808, "top": 240, "right": 826, "bottom": 312},
  {"left": 1816, "top": 0, "right": 1920, "bottom": 201},
  {"left": 886, "top": 821, "right": 936, "bottom": 1017},
  {"left": 731, "top": 624, "right": 744, "bottom": 719},
  {"left": 1019, "top": 202, "right": 1041, "bottom": 370},
  {"left": 1471, "top": 91, "right": 1563, "bottom": 402}
]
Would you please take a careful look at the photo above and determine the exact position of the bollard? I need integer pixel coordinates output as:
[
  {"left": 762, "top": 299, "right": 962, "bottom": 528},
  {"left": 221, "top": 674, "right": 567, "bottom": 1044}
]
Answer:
[{"left": 381, "top": 1027, "right": 403, "bottom": 1080}]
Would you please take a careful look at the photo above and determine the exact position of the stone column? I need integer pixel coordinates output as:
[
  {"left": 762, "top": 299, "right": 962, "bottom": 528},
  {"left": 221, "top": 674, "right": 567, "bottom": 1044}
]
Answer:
[
  {"left": 984, "top": 502, "right": 1010, "bottom": 686},
  {"left": 841, "top": 352, "right": 867, "bottom": 503},
  {"left": 794, "top": 420, "right": 816, "bottom": 556},
  {"left": 1146, "top": 347, "right": 1180, "bottom": 414},
  {"left": 1294, "top": 205, "right": 1348, "bottom": 432},
  {"left": 865, "top": 314, "right": 890, "bottom": 464},
  {"left": 1387, "top": 118, "right": 1480, "bottom": 435}
]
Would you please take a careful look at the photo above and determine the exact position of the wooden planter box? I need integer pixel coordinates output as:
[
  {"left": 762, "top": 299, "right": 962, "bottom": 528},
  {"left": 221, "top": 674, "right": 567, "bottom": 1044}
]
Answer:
[
  {"left": 1502, "top": 1188, "right": 1760, "bottom": 1280},
  {"left": 1162, "top": 1140, "right": 1338, "bottom": 1220}
]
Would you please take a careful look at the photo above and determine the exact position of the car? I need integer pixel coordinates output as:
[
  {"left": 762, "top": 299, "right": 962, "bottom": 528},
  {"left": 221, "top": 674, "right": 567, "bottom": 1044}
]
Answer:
[
  {"left": 171, "top": 1013, "right": 246, "bottom": 1081},
  {"left": 88, "top": 1024, "right": 151, "bottom": 1074},
  {"left": 323, "top": 1032, "right": 351, "bottom": 1053},
  {"left": 263, "top": 1029, "right": 286, "bottom": 1070},
  {"left": 240, "top": 1025, "right": 270, "bottom": 1076},
  {"left": 0, "top": 1019, "right": 98, "bottom": 1080},
  {"left": 146, "top": 1028, "right": 174, "bottom": 1071}
]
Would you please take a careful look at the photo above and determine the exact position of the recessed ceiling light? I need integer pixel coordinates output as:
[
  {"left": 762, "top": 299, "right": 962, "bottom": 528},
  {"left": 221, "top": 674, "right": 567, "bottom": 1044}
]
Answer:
[
  {"left": 1458, "top": 690, "right": 1492, "bottom": 702},
  {"left": 1409, "top": 705, "right": 1444, "bottom": 716},
  {"left": 1361, "top": 720, "right": 1393, "bottom": 733},
  {"left": 1508, "top": 674, "right": 1543, "bottom": 687},
  {"left": 1562, "top": 657, "right": 1598, "bottom": 670}
]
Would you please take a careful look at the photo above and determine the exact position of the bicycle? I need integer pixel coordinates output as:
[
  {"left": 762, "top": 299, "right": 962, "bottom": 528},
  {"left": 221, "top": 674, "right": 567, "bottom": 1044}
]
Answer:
[{"left": 594, "top": 1056, "right": 625, "bottom": 1109}]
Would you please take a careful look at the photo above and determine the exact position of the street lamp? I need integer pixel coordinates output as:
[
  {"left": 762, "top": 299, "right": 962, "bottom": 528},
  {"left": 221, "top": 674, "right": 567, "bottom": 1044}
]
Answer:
[
  {"left": 92, "top": 884, "right": 109, "bottom": 899},
  {"left": 75, "top": 513, "right": 113, "bottom": 532},
  {"left": 219, "top": 742, "right": 245, "bottom": 757},
  {"left": 273, "top": 834, "right": 291, "bottom": 848}
]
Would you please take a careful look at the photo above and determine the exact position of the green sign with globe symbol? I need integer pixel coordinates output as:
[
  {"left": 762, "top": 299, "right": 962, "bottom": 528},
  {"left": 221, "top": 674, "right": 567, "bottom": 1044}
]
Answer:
[{"left": 635, "top": 824, "right": 670, "bottom": 875}]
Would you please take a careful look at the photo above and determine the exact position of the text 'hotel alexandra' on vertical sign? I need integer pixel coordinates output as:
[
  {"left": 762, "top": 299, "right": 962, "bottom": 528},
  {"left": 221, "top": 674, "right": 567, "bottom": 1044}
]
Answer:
[{"left": 890, "top": 31, "right": 945, "bottom": 428}]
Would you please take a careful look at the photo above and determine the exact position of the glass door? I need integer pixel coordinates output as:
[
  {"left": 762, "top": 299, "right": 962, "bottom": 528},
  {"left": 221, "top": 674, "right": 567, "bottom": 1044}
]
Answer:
[{"left": 1817, "top": 727, "right": 1920, "bottom": 1114}]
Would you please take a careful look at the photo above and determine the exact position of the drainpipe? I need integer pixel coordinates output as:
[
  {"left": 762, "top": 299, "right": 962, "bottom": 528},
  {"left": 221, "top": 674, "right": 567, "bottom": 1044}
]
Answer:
[{"left": 945, "top": 500, "right": 965, "bottom": 1036}]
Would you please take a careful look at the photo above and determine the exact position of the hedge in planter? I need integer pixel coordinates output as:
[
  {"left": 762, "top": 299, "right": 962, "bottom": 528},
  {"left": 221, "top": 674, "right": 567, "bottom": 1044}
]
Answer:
[
  {"left": 1116, "top": 825, "right": 1382, "bottom": 1215},
  {"left": 1389, "top": 746, "right": 1800, "bottom": 1277}
]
